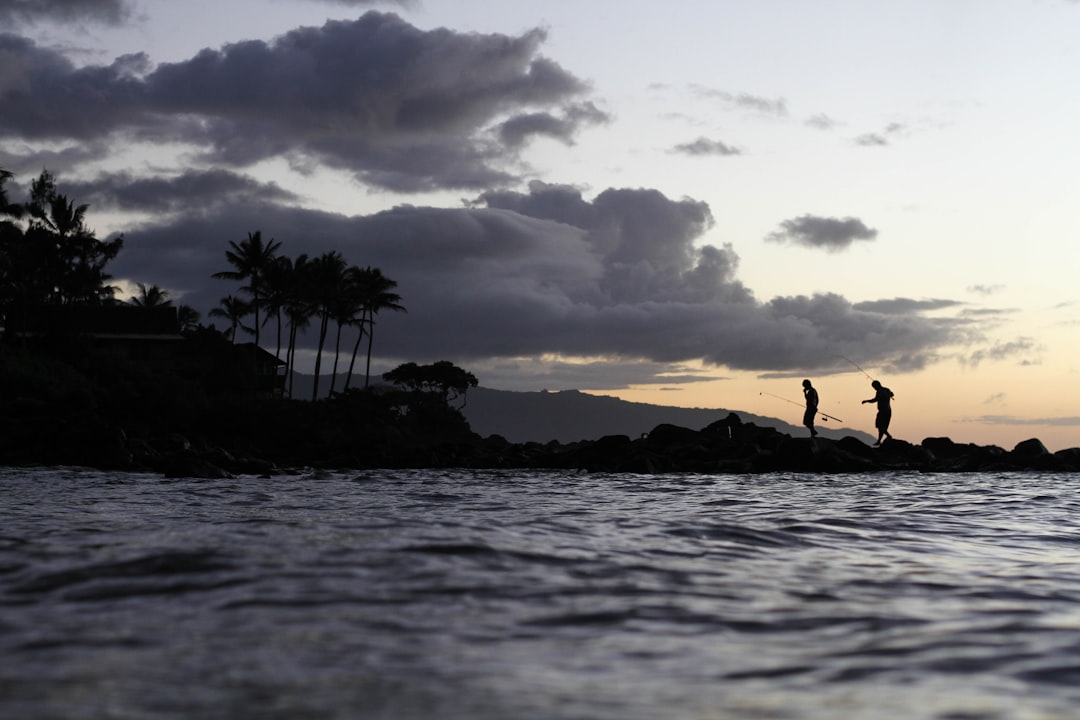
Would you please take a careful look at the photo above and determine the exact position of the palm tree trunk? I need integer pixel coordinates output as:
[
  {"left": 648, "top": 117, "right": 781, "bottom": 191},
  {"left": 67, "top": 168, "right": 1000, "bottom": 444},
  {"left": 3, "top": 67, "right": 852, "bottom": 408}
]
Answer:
[
  {"left": 252, "top": 290, "right": 260, "bottom": 347},
  {"left": 286, "top": 319, "right": 298, "bottom": 399},
  {"left": 344, "top": 320, "right": 366, "bottom": 392},
  {"left": 312, "top": 311, "right": 330, "bottom": 401},
  {"left": 329, "top": 321, "right": 344, "bottom": 396},
  {"left": 275, "top": 308, "right": 283, "bottom": 361},
  {"left": 364, "top": 317, "right": 375, "bottom": 388}
]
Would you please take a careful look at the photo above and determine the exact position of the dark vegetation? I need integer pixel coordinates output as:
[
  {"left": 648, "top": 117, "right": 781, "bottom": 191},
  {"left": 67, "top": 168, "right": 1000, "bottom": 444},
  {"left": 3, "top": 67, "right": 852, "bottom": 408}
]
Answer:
[
  {"left": 0, "top": 168, "right": 481, "bottom": 475},
  {"left": 2, "top": 168, "right": 1078, "bottom": 478}
]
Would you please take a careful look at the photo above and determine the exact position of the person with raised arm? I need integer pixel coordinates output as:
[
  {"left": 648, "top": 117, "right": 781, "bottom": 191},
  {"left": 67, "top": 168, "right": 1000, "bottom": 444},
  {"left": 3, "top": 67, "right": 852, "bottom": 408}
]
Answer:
[{"left": 862, "top": 380, "right": 895, "bottom": 446}]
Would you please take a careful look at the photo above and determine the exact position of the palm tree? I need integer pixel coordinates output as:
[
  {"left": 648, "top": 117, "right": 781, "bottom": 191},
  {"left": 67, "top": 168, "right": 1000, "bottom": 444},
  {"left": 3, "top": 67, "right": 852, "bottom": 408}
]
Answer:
[
  {"left": 306, "top": 251, "right": 348, "bottom": 401},
  {"left": 327, "top": 265, "right": 364, "bottom": 396},
  {"left": 22, "top": 171, "right": 122, "bottom": 307},
  {"left": 260, "top": 255, "right": 293, "bottom": 362},
  {"left": 177, "top": 304, "right": 201, "bottom": 333},
  {"left": 209, "top": 294, "right": 253, "bottom": 342},
  {"left": 212, "top": 230, "right": 281, "bottom": 348},
  {"left": 346, "top": 266, "right": 406, "bottom": 390},
  {"left": 281, "top": 254, "right": 313, "bottom": 399},
  {"left": 129, "top": 282, "right": 172, "bottom": 307}
]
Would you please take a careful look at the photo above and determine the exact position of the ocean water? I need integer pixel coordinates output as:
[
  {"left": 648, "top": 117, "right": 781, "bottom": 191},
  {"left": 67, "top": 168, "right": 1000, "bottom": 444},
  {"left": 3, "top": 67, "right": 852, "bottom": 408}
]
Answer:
[{"left": 2, "top": 467, "right": 1080, "bottom": 720}]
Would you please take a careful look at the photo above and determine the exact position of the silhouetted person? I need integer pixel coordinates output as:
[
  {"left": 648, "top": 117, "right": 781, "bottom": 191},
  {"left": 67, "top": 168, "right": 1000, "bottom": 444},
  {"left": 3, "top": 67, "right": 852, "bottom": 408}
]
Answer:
[
  {"left": 802, "top": 379, "right": 819, "bottom": 437},
  {"left": 862, "top": 380, "right": 894, "bottom": 446}
]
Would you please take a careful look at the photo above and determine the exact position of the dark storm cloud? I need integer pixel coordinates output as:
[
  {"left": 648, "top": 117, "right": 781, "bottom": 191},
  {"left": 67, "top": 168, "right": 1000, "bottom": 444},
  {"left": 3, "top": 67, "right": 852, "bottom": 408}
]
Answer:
[
  {"left": 0, "top": 12, "right": 592, "bottom": 191},
  {"left": 766, "top": 214, "right": 878, "bottom": 252},
  {"left": 0, "top": 0, "right": 132, "bottom": 25},
  {"left": 670, "top": 138, "right": 741, "bottom": 157},
  {"left": 0, "top": 140, "right": 114, "bottom": 177},
  {"left": 106, "top": 181, "right": 971, "bottom": 376},
  {"left": 64, "top": 169, "right": 300, "bottom": 213}
]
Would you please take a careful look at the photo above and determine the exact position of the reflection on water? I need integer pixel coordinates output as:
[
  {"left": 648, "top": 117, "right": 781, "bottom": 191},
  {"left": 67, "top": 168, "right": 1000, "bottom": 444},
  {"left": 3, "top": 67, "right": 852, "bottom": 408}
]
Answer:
[{"left": 2, "top": 467, "right": 1080, "bottom": 719}]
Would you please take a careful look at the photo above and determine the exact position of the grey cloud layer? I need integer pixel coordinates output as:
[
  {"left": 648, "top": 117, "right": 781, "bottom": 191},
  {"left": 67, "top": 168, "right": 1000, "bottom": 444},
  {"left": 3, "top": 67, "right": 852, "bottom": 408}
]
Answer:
[
  {"left": 671, "top": 138, "right": 741, "bottom": 157},
  {"left": 766, "top": 214, "right": 878, "bottom": 252},
  {"left": 0, "top": 0, "right": 131, "bottom": 24},
  {"left": 2, "top": 9, "right": 982, "bottom": 381},
  {"left": 106, "top": 179, "right": 971, "bottom": 374},
  {"left": 0, "top": 12, "right": 595, "bottom": 191}
]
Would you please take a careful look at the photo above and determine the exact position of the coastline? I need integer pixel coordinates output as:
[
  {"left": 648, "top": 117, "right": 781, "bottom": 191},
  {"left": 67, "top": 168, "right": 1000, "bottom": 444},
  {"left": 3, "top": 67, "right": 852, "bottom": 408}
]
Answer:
[{"left": 5, "top": 409, "right": 1076, "bottom": 478}]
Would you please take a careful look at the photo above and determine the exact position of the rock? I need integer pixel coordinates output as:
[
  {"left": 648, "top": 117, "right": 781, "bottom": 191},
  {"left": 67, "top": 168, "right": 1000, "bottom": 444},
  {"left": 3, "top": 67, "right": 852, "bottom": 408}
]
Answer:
[{"left": 1012, "top": 438, "right": 1050, "bottom": 459}]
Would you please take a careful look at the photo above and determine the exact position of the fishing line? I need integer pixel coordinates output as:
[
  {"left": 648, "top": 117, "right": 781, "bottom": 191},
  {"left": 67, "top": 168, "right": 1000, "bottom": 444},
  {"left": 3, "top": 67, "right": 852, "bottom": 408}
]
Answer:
[
  {"left": 759, "top": 392, "right": 844, "bottom": 423},
  {"left": 838, "top": 355, "right": 875, "bottom": 382}
]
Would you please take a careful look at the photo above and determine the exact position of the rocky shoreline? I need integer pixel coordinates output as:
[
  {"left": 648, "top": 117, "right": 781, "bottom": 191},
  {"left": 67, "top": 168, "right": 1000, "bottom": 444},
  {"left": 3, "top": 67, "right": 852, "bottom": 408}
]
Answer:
[
  {"left": 1, "top": 344, "right": 1073, "bottom": 478},
  {"left": 9, "top": 410, "right": 1077, "bottom": 478}
]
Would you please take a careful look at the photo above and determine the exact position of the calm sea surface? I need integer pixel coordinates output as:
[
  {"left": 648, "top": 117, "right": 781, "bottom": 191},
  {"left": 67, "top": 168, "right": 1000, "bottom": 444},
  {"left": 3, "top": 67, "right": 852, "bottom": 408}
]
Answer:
[{"left": 3, "top": 467, "right": 1080, "bottom": 719}]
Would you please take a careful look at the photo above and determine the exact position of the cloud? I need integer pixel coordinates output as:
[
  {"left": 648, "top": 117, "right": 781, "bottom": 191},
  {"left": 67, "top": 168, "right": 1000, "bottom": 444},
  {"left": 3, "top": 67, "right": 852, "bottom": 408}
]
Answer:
[
  {"left": 962, "top": 337, "right": 1040, "bottom": 368},
  {"left": 0, "top": 0, "right": 133, "bottom": 25},
  {"left": 765, "top": 214, "right": 878, "bottom": 252},
  {"left": 855, "top": 133, "right": 888, "bottom": 147},
  {"left": 689, "top": 86, "right": 788, "bottom": 117},
  {"left": 467, "top": 358, "right": 716, "bottom": 392},
  {"left": 497, "top": 102, "right": 609, "bottom": 147},
  {"left": 805, "top": 114, "right": 839, "bottom": 130},
  {"left": 967, "top": 283, "right": 1004, "bottom": 295},
  {"left": 0, "top": 139, "right": 115, "bottom": 177},
  {"left": 62, "top": 169, "right": 301, "bottom": 213},
  {"left": 100, "top": 179, "right": 974, "bottom": 379},
  {"left": 670, "top": 137, "right": 741, "bottom": 157},
  {"left": 855, "top": 122, "right": 908, "bottom": 147},
  {"left": 303, "top": 0, "right": 415, "bottom": 5},
  {"left": 967, "top": 415, "right": 1080, "bottom": 427},
  {"left": 0, "top": 12, "right": 593, "bottom": 192},
  {"left": 854, "top": 298, "right": 962, "bottom": 314}
]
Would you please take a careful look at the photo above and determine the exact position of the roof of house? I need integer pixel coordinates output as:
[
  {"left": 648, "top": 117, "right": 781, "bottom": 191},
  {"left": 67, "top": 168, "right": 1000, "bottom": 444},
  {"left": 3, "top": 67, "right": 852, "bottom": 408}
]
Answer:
[{"left": 8, "top": 304, "right": 182, "bottom": 338}]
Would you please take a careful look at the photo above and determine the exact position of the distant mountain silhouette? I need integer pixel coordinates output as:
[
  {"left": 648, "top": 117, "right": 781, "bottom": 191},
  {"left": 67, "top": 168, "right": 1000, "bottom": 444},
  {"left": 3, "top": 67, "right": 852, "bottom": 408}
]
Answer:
[
  {"left": 461, "top": 387, "right": 876, "bottom": 445},
  {"left": 286, "top": 372, "right": 875, "bottom": 445}
]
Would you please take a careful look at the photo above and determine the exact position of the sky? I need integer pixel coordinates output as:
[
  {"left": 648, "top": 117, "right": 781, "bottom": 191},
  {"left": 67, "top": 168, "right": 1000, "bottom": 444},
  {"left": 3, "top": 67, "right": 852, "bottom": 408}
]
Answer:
[{"left": 2, "top": 0, "right": 1079, "bottom": 450}]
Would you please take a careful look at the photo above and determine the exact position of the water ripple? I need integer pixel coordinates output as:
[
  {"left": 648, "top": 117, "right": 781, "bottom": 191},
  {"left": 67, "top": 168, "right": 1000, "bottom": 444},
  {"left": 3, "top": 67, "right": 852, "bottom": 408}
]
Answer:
[{"left": 2, "top": 468, "right": 1080, "bottom": 719}]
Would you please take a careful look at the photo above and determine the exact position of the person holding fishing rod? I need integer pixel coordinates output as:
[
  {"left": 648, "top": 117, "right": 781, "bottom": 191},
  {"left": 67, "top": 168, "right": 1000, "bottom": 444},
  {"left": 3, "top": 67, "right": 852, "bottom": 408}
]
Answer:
[
  {"left": 802, "top": 379, "right": 819, "bottom": 438},
  {"left": 862, "top": 380, "right": 895, "bottom": 446}
]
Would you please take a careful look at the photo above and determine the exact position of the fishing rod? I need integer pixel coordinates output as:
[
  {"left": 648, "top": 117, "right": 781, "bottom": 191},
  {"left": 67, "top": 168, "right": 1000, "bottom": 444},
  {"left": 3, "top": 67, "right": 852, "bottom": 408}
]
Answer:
[
  {"left": 759, "top": 392, "right": 844, "bottom": 423},
  {"left": 838, "top": 356, "right": 897, "bottom": 401},
  {"left": 838, "top": 355, "right": 875, "bottom": 382}
]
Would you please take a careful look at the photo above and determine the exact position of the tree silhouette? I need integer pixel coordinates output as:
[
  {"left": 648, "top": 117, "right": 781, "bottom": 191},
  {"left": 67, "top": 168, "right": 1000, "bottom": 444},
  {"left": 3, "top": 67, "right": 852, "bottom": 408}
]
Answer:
[
  {"left": 260, "top": 255, "right": 293, "bottom": 362},
  {"left": 0, "top": 170, "right": 123, "bottom": 338},
  {"left": 383, "top": 360, "right": 478, "bottom": 409},
  {"left": 281, "top": 254, "right": 313, "bottom": 398},
  {"left": 209, "top": 294, "right": 253, "bottom": 342},
  {"left": 307, "top": 251, "right": 348, "bottom": 401},
  {"left": 129, "top": 282, "right": 172, "bottom": 307},
  {"left": 177, "top": 304, "right": 201, "bottom": 333},
  {"left": 212, "top": 231, "right": 281, "bottom": 348},
  {"left": 327, "top": 265, "right": 365, "bottom": 396},
  {"left": 347, "top": 266, "right": 405, "bottom": 390}
]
